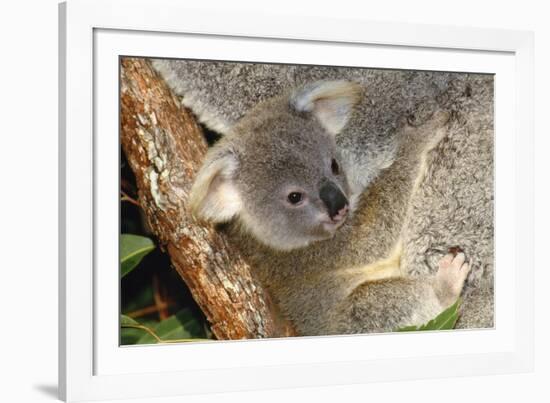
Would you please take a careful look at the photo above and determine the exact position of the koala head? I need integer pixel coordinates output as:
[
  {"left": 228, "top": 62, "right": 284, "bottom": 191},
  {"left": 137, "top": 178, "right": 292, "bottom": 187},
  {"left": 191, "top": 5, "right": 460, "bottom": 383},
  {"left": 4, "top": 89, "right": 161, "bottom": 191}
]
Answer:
[{"left": 189, "top": 81, "right": 361, "bottom": 251}]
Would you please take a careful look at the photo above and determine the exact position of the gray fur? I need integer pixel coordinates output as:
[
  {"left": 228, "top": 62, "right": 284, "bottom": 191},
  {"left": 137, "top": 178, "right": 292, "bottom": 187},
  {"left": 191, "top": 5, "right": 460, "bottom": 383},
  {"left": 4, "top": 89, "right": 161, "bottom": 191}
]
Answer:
[
  {"left": 152, "top": 58, "right": 494, "bottom": 335},
  {"left": 190, "top": 89, "right": 353, "bottom": 251}
]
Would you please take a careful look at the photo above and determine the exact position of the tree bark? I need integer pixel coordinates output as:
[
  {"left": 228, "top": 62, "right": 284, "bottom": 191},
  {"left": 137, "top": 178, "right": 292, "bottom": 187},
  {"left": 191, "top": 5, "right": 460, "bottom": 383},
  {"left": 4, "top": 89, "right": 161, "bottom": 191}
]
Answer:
[{"left": 120, "top": 57, "right": 295, "bottom": 339}]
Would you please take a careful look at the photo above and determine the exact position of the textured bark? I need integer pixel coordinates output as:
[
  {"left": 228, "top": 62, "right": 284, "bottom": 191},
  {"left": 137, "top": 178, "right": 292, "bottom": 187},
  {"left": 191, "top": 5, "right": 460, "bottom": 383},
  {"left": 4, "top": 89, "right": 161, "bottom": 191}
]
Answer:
[{"left": 120, "top": 57, "right": 295, "bottom": 339}]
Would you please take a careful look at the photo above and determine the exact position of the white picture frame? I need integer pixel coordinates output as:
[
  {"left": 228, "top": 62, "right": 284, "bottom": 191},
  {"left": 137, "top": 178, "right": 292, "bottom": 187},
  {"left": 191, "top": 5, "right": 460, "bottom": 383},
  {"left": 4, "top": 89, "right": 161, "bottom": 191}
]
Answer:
[{"left": 59, "top": 0, "right": 534, "bottom": 401}]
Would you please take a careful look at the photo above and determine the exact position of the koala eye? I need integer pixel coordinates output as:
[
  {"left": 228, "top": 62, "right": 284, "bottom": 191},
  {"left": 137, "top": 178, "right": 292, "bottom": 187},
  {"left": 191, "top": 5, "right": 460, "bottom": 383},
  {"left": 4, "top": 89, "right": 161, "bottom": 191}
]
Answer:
[
  {"left": 287, "top": 192, "right": 304, "bottom": 205},
  {"left": 331, "top": 158, "right": 340, "bottom": 175}
]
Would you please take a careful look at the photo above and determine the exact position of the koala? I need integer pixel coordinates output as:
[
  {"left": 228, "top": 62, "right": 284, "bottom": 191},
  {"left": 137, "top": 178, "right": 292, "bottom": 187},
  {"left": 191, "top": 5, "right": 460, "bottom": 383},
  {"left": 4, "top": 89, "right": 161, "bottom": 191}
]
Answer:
[
  {"left": 189, "top": 81, "right": 358, "bottom": 251},
  {"left": 152, "top": 59, "right": 494, "bottom": 335}
]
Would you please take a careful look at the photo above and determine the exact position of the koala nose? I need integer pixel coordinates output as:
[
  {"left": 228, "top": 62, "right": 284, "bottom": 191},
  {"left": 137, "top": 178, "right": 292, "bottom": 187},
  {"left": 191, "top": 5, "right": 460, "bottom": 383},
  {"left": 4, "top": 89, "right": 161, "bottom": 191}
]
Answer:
[{"left": 319, "top": 182, "right": 349, "bottom": 220}]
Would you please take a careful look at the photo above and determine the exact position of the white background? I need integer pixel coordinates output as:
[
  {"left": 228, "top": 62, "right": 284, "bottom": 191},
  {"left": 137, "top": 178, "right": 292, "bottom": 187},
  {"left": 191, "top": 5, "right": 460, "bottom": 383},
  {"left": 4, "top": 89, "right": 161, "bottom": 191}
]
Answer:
[{"left": 0, "top": 0, "right": 546, "bottom": 402}]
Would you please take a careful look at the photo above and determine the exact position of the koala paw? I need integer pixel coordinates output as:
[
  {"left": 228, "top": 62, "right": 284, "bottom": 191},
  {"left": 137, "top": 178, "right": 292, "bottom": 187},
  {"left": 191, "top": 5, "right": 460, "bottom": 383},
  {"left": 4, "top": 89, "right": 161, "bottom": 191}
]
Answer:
[{"left": 434, "top": 251, "right": 471, "bottom": 308}]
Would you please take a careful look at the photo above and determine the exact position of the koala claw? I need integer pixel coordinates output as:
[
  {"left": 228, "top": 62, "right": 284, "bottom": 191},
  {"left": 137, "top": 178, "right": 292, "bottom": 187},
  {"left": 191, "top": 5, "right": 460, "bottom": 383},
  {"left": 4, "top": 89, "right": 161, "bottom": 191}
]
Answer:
[{"left": 434, "top": 252, "right": 471, "bottom": 308}]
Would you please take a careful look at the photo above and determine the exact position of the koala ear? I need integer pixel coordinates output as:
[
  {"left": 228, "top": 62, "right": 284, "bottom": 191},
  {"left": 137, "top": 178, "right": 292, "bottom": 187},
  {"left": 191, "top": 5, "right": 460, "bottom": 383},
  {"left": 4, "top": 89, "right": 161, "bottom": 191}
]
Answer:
[
  {"left": 188, "top": 148, "right": 242, "bottom": 223},
  {"left": 290, "top": 80, "right": 361, "bottom": 135}
]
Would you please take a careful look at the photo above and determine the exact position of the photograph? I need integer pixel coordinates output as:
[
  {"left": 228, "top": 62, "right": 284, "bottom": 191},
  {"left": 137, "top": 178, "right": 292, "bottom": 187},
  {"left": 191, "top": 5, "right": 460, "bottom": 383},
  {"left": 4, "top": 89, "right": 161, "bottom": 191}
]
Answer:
[
  {"left": 46, "top": 0, "right": 540, "bottom": 399},
  {"left": 119, "top": 57, "right": 494, "bottom": 344}
]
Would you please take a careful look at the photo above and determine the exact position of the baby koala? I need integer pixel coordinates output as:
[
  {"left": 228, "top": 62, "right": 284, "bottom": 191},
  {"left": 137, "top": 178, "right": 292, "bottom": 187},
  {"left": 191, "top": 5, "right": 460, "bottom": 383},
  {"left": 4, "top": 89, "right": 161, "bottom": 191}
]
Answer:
[
  {"left": 189, "top": 80, "right": 470, "bottom": 335},
  {"left": 190, "top": 82, "right": 357, "bottom": 251}
]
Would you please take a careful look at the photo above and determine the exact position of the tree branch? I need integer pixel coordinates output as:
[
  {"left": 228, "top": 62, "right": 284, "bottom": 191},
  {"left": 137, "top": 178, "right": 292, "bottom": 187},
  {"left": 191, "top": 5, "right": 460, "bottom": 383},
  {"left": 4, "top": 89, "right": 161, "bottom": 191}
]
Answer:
[{"left": 120, "top": 57, "right": 295, "bottom": 339}]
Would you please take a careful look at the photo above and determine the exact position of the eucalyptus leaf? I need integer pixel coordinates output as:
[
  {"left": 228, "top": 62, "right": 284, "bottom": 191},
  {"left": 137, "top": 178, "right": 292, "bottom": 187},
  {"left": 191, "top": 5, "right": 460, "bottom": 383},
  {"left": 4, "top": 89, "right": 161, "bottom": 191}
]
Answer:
[
  {"left": 120, "top": 234, "right": 155, "bottom": 278},
  {"left": 120, "top": 314, "right": 141, "bottom": 345},
  {"left": 121, "top": 327, "right": 144, "bottom": 345},
  {"left": 120, "top": 315, "right": 159, "bottom": 345},
  {"left": 120, "top": 314, "right": 139, "bottom": 326},
  {"left": 398, "top": 298, "right": 462, "bottom": 332},
  {"left": 137, "top": 309, "right": 206, "bottom": 344}
]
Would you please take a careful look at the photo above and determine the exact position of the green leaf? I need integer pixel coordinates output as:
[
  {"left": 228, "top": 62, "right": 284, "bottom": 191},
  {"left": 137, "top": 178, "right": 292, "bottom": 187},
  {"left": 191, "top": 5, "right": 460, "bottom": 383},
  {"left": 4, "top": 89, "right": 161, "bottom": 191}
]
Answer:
[
  {"left": 397, "top": 298, "right": 462, "bottom": 332},
  {"left": 120, "top": 234, "right": 155, "bottom": 278},
  {"left": 137, "top": 309, "right": 206, "bottom": 344},
  {"left": 120, "top": 313, "right": 209, "bottom": 345},
  {"left": 120, "top": 315, "right": 159, "bottom": 345},
  {"left": 121, "top": 327, "right": 144, "bottom": 345},
  {"left": 120, "top": 314, "right": 139, "bottom": 326},
  {"left": 121, "top": 314, "right": 143, "bottom": 345}
]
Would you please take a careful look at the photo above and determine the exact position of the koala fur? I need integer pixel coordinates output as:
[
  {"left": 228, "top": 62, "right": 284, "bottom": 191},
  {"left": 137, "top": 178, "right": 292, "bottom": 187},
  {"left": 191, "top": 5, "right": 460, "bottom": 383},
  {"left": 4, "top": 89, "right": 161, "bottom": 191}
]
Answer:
[{"left": 152, "top": 59, "right": 494, "bottom": 335}]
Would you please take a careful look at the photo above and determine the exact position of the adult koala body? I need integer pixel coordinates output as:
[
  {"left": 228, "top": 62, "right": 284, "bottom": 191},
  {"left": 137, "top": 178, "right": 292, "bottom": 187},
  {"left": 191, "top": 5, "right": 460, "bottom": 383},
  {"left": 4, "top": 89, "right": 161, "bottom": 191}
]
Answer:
[{"left": 152, "top": 59, "right": 494, "bottom": 336}]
